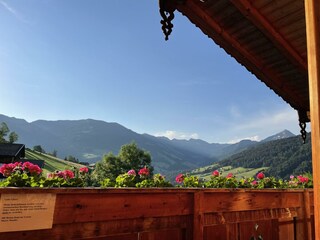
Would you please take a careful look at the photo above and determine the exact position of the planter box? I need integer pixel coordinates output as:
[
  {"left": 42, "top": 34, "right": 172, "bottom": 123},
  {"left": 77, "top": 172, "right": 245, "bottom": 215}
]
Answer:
[{"left": 0, "top": 188, "right": 314, "bottom": 240}]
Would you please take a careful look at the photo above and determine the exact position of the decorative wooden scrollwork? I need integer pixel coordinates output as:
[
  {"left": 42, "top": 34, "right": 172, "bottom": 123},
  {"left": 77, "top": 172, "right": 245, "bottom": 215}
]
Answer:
[
  {"left": 298, "top": 110, "right": 310, "bottom": 144},
  {"left": 299, "top": 121, "right": 307, "bottom": 144},
  {"left": 160, "top": 8, "right": 175, "bottom": 41},
  {"left": 159, "top": 0, "right": 177, "bottom": 41}
]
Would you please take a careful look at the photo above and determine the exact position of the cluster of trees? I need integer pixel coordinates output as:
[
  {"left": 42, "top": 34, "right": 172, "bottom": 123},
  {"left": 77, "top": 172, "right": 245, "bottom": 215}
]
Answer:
[
  {"left": 0, "top": 122, "right": 18, "bottom": 143},
  {"left": 64, "top": 155, "right": 79, "bottom": 163},
  {"left": 93, "top": 142, "right": 154, "bottom": 182}
]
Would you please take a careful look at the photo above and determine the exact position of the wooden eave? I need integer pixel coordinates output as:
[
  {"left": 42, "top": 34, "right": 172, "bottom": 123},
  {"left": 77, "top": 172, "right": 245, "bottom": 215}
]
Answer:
[{"left": 160, "top": 0, "right": 310, "bottom": 121}]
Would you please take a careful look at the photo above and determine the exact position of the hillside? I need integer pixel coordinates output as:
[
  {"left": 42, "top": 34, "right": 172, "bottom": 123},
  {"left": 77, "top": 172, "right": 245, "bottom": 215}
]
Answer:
[
  {"left": 25, "top": 149, "right": 86, "bottom": 175},
  {"left": 191, "top": 133, "right": 311, "bottom": 179}
]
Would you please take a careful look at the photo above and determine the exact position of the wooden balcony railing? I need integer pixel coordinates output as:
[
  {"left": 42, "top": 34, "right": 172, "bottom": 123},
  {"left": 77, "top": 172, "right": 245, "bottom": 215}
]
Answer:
[{"left": 0, "top": 188, "right": 314, "bottom": 240}]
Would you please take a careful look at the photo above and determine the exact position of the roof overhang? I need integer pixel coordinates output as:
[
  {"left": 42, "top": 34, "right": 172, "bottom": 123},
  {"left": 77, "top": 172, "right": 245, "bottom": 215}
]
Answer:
[{"left": 159, "top": 0, "right": 310, "bottom": 124}]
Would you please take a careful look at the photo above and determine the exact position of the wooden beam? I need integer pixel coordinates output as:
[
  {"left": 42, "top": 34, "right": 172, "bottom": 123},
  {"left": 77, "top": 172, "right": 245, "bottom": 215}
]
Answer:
[
  {"left": 305, "top": 0, "right": 320, "bottom": 239},
  {"left": 177, "top": 0, "right": 306, "bottom": 110},
  {"left": 230, "top": 0, "right": 308, "bottom": 73}
]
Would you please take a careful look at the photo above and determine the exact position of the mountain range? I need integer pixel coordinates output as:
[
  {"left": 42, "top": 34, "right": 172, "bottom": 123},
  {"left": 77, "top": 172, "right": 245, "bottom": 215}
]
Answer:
[{"left": 0, "top": 114, "right": 295, "bottom": 175}]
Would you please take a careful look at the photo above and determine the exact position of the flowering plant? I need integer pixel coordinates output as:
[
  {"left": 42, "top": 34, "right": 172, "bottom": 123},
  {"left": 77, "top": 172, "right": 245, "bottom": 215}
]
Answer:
[
  {"left": 175, "top": 173, "right": 202, "bottom": 187},
  {"left": 136, "top": 174, "right": 172, "bottom": 188},
  {"left": 0, "top": 162, "right": 42, "bottom": 187},
  {"left": 285, "top": 174, "right": 312, "bottom": 188},
  {"left": 0, "top": 162, "right": 90, "bottom": 187},
  {"left": 204, "top": 170, "right": 239, "bottom": 188}
]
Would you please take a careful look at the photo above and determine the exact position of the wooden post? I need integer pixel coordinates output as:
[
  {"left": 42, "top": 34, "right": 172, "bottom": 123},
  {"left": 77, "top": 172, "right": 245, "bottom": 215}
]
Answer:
[
  {"left": 305, "top": 0, "right": 320, "bottom": 239},
  {"left": 193, "top": 191, "right": 204, "bottom": 240}
]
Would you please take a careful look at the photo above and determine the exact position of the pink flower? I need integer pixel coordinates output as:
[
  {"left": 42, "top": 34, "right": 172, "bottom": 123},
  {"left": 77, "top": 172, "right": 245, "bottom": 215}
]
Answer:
[
  {"left": 55, "top": 171, "right": 65, "bottom": 178},
  {"left": 0, "top": 162, "right": 20, "bottom": 177},
  {"left": 256, "top": 172, "right": 265, "bottom": 180},
  {"left": 127, "top": 169, "right": 136, "bottom": 176},
  {"left": 49, "top": 170, "right": 75, "bottom": 179},
  {"left": 226, "top": 173, "right": 233, "bottom": 179},
  {"left": 175, "top": 173, "right": 184, "bottom": 183},
  {"left": 28, "top": 164, "right": 42, "bottom": 175},
  {"left": 212, "top": 170, "right": 220, "bottom": 177},
  {"left": 79, "top": 167, "right": 89, "bottom": 174},
  {"left": 47, "top": 172, "right": 55, "bottom": 179},
  {"left": 23, "top": 162, "right": 42, "bottom": 176},
  {"left": 251, "top": 180, "right": 258, "bottom": 186},
  {"left": 290, "top": 175, "right": 295, "bottom": 180},
  {"left": 138, "top": 167, "right": 150, "bottom": 176}
]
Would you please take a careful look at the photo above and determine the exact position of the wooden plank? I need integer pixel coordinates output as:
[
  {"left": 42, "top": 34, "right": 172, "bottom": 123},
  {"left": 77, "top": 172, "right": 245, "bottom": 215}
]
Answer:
[
  {"left": 0, "top": 216, "right": 191, "bottom": 240},
  {"left": 203, "top": 208, "right": 298, "bottom": 225},
  {"left": 238, "top": 220, "right": 278, "bottom": 240},
  {"left": 53, "top": 192, "right": 193, "bottom": 224},
  {"left": 305, "top": 0, "right": 320, "bottom": 240},
  {"left": 202, "top": 192, "right": 303, "bottom": 212},
  {"left": 139, "top": 228, "right": 185, "bottom": 240},
  {"left": 204, "top": 224, "right": 237, "bottom": 240},
  {"left": 278, "top": 218, "right": 295, "bottom": 240},
  {"left": 230, "top": 0, "right": 307, "bottom": 72}
]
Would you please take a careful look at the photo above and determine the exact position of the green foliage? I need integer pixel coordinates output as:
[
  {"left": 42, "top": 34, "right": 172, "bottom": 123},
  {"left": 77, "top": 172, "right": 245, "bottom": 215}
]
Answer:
[
  {"left": 100, "top": 178, "right": 114, "bottom": 187},
  {"left": 136, "top": 174, "right": 173, "bottom": 188},
  {"left": 204, "top": 174, "right": 239, "bottom": 188},
  {"left": 115, "top": 173, "right": 136, "bottom": 187},
  {"left": 39, "top": 176, "right": 84, "bottom": 187},
  {"left": 0, "top": 172, "right": 42, "bottom": 187},
  {"left": 93, "top": 142, "right": 154, "bottom": 182},
  {"left": 182, "top": 175, "right": 202, "bottom": 188},
  {"left": 33, "top": 145, "right": 45, "bottom": 153},
  {"left": 0, "top": 122, "right": 19, "bottom": 143},
  {"left": 65, "top": 155, "right": 79, "bottom": 163},
  {"left": 194, "top": 134, "right": 312, "bottom": 180}
]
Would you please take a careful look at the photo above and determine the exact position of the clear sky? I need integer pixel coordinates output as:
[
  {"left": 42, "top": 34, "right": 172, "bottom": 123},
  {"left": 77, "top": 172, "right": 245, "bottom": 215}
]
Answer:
[{"left": 0, "top": 0, "right": 307, "bottom": 143}]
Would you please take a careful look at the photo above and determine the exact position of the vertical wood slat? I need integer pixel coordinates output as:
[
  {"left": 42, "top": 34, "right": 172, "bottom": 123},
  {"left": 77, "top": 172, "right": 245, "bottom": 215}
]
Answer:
[
  {"left": 295, "top": 190, "right": 312, "bottom": 240},
  {"left": 305, "top": 0, "right": 320, "bottom": 240},
  {"left": 193, "top": 191, "right": 204, "bottom": 240}
]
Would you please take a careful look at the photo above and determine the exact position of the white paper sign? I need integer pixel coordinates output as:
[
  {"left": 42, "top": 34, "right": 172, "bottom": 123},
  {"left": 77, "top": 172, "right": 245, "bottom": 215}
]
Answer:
[{"left": 0, "top": 193, "right": 56, "bottom": 232}]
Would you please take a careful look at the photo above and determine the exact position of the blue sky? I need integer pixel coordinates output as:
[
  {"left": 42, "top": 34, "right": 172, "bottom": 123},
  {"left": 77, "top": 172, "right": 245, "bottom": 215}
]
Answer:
[{"left": 0, "top": 0, "right": 305, "bottom": 143}]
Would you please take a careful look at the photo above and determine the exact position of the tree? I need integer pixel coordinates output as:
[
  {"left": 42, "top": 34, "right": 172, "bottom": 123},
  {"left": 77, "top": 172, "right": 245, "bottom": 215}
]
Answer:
[
  {"left": 118, "top": 142, "right": 153, "bottom": 173},
  {"left": 9, "top": 132, "right": 19, "bottom": 143},
  {"left": 52, "top": 149, "right": 58, "bottom": 157},
  {"left": 65, "top": 155, "right": 79, "bottom": 163},
  {"left": 33, "top": 145, "right": 45, "bottom": 153},
  {"left": 93, "top": 142, "right": 154, "bottom": 182},
  {"left": 0, "top": 122, "right": 19, "bottom": 143}
]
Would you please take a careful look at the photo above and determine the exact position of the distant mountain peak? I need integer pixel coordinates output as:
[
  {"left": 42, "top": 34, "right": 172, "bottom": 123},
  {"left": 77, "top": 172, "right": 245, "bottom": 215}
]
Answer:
[{"left": 262, "top": 130, "right": 295, "bottom": 142}]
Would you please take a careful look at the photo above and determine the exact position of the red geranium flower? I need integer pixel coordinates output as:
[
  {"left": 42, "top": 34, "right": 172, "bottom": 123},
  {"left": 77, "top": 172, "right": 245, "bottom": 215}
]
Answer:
[
  {"left": 226, "top": 173, "right": 233, "bottom": 179},
  {"left": 138, "top": 167, "right": 150, "bottom": 176},
  {"left": 212, "top": 170, "right": 220, "bottom": 177},
  {"left": 256, "top": 172, "right": 265, "bottom": 180},
  {"left": 79, "top": 167, "right": 89, "bottom": 174}
]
